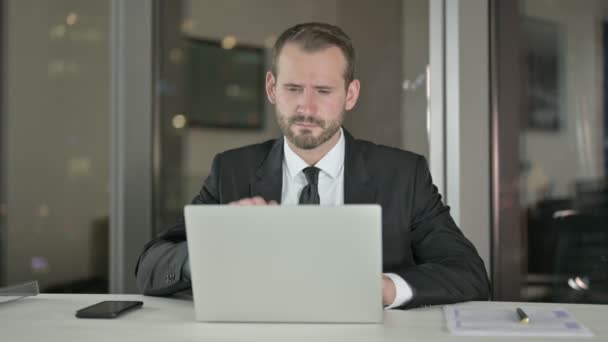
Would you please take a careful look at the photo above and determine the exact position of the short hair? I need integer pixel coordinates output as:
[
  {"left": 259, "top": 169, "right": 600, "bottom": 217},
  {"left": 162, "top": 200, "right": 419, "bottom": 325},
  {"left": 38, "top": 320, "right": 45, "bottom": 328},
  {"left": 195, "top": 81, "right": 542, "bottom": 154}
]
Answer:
[{"left": 271, "top": 22, "right": 356, "bottom": 86}]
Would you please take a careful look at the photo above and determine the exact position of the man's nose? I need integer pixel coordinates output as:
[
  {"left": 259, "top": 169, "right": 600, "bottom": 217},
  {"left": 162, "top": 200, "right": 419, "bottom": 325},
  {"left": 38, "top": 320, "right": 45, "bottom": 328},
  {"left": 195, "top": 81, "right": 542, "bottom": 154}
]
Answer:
[{"left": 297, "top": 90, "right": 318, "bottom": 115}]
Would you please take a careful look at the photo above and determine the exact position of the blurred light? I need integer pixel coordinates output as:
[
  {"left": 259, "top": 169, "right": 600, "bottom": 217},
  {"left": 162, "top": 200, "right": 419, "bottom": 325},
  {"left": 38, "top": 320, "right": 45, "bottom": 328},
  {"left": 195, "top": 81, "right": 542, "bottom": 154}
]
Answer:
[
  {"left": 553, "top": 209, "right": 578, "bottom": 218},
  {"left": 221, "top": 36, "right": 237, "bottom": 50},
  {"left": 169, "top": 48, "right": 183, "bottom": 64},
  {"left": 31, "top": 256, "right": 50, "bottom": 273},
  {"left": 172, "top": 114, "right": 187, "bottom": 129},
  {"left": 66, "top": 12, "right": 78, "bottom": 26},
  {"left": 575, "top": 277, "right": 589, "bottom": 290},
  {"left": 181, "top": 19, "right": 195, "bottom": 32},
  {"left": 402, "top": 72, "right": 426, "bottom": 92},
  {"left": 38, "top": 205, "right": 50, "bottom": 218},
  {"left": 568, "top": 276, "right": 589, "bottom": 291},
  {"left": 567, "top": 278, "right": 578, "bottom": 290},
  {"left": 226, "top": 84, "right": 241, "bottom": 98},
  {"left": 68, "top": 157, "right": 92, "bottom": 179},
  {"left": 49, "top": 25, "right": 67, "bottom": 40}
]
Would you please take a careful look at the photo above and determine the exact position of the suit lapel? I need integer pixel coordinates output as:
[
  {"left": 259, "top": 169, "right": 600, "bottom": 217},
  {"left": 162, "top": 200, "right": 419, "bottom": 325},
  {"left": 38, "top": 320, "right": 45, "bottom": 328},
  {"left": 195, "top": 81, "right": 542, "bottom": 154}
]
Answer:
[
  {"left": 343, "top": 130, "right": 377, "bottom": 204},
  {"left": 250, "top": 137, "right": 284, "bottom": 203},
  {"left": 249, "top": 130, "right": 376, "bottom": 204}
]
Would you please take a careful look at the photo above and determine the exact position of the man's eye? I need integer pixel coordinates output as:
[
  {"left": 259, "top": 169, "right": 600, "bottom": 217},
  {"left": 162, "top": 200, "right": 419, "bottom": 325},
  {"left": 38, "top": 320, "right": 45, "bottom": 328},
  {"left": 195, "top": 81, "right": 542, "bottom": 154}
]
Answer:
[
  {"left": 319, "top": 90, "right": 331, "bottom": 95},
  {"left": 286, "top": 87, "right": 300, "bottom": 92}
]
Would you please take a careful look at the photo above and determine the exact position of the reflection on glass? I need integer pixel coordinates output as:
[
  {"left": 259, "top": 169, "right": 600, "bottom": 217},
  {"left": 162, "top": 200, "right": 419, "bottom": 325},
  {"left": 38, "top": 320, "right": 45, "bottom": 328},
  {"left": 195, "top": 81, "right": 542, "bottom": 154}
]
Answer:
[
  {"left": 520, "top": 0, "right": 608, "bottom": 304},
  {"left": 66, "top": 13, "right": 78, "bottom": 26},
  {"left": 155, "top": 0, "right": 430, "bottom": 232},
  {"left": 1, "top": 0, "right": 110, "bottom": 293}
]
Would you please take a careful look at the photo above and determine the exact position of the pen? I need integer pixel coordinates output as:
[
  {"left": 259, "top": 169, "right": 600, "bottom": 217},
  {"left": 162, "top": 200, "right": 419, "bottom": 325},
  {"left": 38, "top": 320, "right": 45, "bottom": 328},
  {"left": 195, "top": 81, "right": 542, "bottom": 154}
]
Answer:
[{"left": 516, "top": 307, "right": 530, "bottom": 324}]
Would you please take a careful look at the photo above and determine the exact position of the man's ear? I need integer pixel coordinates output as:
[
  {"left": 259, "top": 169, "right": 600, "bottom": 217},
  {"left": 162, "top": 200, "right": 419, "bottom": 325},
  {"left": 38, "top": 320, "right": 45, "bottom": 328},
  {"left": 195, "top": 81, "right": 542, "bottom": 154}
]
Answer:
[
  {"left": 345, "top": 79, "right": 360, "bottom": 110},
  {"left": 265, "top": 71, "right": 277, "bottom": 104}
]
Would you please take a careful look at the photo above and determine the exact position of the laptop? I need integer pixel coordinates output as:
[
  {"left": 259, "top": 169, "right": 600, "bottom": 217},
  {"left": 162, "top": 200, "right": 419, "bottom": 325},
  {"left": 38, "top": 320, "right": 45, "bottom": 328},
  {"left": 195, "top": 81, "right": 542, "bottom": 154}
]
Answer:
[{"left": 184, "top": 205, "right": 383, "bottom": 323}]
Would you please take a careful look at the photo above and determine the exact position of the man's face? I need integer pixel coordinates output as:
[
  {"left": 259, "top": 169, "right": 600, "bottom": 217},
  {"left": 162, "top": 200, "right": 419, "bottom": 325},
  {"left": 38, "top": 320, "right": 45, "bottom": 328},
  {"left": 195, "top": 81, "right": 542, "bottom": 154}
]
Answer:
[{"left": 266, "top": 43, "right": 360, "bottom": 150}]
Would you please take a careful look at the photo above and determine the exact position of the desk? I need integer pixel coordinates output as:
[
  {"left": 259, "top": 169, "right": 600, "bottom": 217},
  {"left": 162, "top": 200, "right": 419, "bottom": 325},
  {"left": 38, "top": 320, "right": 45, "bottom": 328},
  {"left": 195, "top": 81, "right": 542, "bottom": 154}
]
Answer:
[{"left": 1, "top": 294, "right": 607, "bottom": 341}]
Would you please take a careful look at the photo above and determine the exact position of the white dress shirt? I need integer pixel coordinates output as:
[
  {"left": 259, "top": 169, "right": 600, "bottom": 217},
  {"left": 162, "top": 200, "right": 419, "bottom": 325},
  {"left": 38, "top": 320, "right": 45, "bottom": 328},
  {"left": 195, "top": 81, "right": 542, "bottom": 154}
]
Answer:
[{"left": 281, "top": 128, "right": 413, "bottom": 309}]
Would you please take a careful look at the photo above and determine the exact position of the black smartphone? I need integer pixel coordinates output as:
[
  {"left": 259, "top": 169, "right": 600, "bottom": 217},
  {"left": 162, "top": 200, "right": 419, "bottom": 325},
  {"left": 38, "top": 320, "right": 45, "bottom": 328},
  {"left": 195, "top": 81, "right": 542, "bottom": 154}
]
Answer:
[{"left": 75, "top": 300, "right": 143, "bottom": 319}]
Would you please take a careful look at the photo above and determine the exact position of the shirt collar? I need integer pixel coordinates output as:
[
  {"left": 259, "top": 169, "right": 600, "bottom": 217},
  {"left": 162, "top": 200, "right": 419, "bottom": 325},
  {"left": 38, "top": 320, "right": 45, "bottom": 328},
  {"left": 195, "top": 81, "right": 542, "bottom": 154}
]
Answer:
[{"left": 283, "top": 127, "right": 345, "bottom": 180}]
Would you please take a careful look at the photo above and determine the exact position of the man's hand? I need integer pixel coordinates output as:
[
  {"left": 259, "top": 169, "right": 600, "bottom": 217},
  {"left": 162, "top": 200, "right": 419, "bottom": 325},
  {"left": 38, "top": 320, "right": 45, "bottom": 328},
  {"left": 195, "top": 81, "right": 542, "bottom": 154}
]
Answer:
[
  {"left": 228, "top": 196, "right": 279, "bottom": 206},
  {"left": 382, "top": 275, "right": 396, "bottom": 306}
]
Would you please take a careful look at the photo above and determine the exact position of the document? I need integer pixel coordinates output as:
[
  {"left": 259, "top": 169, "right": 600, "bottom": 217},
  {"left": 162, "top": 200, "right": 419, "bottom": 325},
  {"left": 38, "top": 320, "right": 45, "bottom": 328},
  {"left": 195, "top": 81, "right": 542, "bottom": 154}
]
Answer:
[{"left": 444, "top": 303, "right": 593, "bottom": 337}]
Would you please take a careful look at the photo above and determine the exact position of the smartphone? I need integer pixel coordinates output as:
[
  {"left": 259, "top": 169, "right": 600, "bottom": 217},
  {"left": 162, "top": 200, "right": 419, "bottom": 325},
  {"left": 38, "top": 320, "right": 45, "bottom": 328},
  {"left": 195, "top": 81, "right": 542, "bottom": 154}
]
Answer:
[{"left": 75, "top": 300, "right": 143, "bottom": 319}]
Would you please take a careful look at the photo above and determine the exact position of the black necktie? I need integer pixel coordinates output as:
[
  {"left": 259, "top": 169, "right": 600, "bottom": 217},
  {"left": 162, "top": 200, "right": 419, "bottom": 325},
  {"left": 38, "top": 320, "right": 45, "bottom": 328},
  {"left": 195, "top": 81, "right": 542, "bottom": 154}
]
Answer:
[{"left": 299, "top": 167, "right": 320, "bottom": 204}]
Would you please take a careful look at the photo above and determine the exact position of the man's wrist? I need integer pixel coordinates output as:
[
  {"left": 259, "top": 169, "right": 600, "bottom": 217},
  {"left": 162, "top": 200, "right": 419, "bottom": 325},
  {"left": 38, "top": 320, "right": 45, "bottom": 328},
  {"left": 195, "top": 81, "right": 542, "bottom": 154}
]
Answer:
[
  {"left": 384, "top": 273, "right": 413, "bottom": 309},
  {"left": 382, "top": 275, "right": 396, "bottom": 305}
]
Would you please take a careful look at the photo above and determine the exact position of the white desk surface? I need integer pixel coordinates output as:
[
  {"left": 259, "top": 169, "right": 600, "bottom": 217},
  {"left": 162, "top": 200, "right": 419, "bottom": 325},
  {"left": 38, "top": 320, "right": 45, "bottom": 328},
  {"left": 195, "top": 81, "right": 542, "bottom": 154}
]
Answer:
[{"left": 1, "top": 294, "right": 607, "bottom": 341}]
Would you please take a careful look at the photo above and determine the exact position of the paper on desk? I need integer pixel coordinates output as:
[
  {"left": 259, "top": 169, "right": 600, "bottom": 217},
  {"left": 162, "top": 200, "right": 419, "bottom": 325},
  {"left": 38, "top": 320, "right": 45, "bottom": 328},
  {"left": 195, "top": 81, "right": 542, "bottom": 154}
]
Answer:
[
  {"left": 0, "top": 281, "right": 39, "bottom": 304},
  {"left": 444, "top": 304, "right": 593, "bottom": 337}
]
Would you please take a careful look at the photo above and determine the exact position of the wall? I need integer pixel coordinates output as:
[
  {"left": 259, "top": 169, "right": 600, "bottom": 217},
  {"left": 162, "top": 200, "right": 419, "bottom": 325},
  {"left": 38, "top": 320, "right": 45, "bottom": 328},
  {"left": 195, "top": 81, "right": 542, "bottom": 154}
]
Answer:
[{"left": 337, "top": 0, "right": 403, "bottom": 149}]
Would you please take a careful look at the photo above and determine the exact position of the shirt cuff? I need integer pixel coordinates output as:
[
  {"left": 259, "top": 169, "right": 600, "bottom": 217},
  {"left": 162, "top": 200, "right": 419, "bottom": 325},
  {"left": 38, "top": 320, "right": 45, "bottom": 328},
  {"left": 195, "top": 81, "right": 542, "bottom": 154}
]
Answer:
[
  {"left": 383, "top": 273, "right": 413, "bottom": 309},
  {"left": 182, "top": 257, "right": 191, "bottom": 282}
]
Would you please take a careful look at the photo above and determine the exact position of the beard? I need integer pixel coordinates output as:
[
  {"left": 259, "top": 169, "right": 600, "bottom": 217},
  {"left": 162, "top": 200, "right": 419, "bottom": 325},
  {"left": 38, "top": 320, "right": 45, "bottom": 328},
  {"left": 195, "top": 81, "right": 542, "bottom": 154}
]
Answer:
[{"left": 276, "top": 109, "right": 344, "bottom": 150}]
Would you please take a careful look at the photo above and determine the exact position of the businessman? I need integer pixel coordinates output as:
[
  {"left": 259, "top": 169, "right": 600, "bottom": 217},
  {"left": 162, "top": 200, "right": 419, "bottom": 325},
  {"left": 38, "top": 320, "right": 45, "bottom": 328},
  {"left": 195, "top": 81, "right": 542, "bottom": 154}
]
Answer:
[{"left": 135, "top": 22, "right": 490, "bottom": 309}]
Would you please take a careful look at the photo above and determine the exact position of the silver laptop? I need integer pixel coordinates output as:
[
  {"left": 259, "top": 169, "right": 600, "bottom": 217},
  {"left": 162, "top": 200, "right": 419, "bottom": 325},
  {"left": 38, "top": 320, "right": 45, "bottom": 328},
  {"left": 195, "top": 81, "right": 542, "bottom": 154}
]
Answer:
[{"left": 184, "top": 205, "right": 383, "bottom": 323}]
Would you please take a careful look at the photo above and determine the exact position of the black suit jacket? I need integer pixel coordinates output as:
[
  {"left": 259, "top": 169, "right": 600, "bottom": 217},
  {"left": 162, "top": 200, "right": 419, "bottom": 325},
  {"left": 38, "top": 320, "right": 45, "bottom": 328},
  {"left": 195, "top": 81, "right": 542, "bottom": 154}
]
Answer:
[{"left": 135, "top": 130, "right": 490, "bottom": 309}]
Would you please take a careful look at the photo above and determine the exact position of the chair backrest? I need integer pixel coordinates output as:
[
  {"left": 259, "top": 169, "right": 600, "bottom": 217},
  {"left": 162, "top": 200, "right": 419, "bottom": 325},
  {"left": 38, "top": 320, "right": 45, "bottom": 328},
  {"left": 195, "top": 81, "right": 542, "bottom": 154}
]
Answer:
[
  {"left": 552, "top": 214, "right": 608, "bottom": 303},
  {"left": 528, "top": 198, "right": 572, "bottom": 274},
  {"left": 574, "top": 179, "right": 608, "bottom": 216}
]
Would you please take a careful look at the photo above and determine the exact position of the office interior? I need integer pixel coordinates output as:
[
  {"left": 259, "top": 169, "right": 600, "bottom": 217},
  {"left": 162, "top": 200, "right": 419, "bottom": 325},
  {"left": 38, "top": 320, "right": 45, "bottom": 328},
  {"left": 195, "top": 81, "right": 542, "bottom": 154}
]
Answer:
[{"left": 1, "top": 0, "right": 607, "bottom": 306}]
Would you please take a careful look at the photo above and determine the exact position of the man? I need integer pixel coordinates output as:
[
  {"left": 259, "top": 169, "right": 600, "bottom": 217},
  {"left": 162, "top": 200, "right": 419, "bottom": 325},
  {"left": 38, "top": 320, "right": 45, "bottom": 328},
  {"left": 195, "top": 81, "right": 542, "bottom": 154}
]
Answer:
[{"left": 135, "top": 22, "right": 490, "bottom": 309}]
